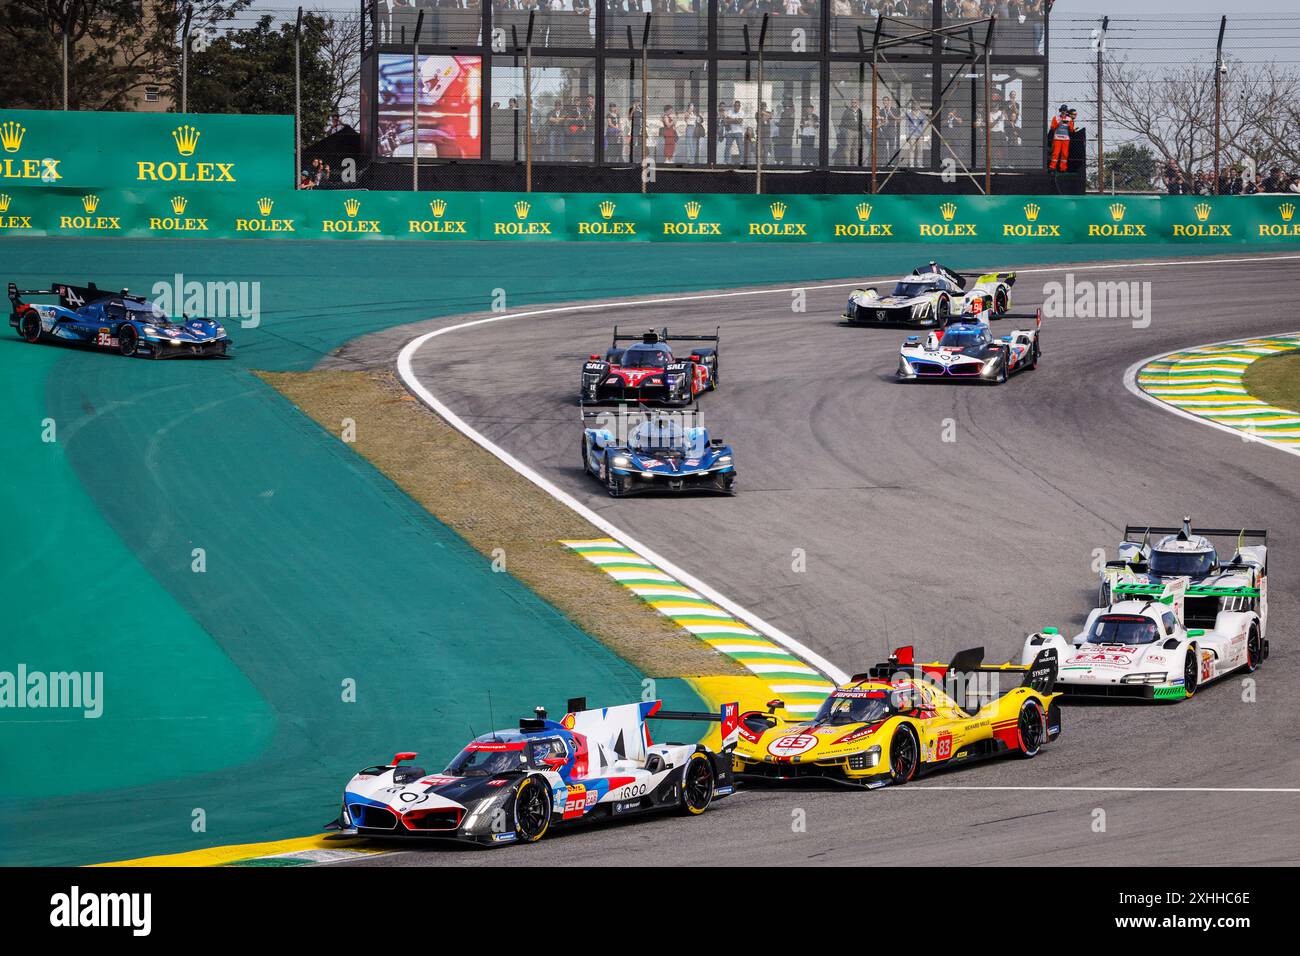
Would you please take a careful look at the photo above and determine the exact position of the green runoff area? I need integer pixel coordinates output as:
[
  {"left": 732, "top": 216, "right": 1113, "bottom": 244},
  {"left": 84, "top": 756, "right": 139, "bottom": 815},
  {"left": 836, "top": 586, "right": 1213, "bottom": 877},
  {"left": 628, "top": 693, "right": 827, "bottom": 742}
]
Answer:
[
  {"left": 0, "top": 236, "right": 1289, "bottom": 866},
  {"left": 1243, "top": 349, "right": 1300, "bottom": 414}
]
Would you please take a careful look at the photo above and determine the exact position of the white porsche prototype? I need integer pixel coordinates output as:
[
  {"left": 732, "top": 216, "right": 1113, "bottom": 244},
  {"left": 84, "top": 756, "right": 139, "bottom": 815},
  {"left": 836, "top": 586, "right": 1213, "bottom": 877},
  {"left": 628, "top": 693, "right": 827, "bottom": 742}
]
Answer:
[{"left": 1021, "top": 579, "right": 1267, "bottom": 701}]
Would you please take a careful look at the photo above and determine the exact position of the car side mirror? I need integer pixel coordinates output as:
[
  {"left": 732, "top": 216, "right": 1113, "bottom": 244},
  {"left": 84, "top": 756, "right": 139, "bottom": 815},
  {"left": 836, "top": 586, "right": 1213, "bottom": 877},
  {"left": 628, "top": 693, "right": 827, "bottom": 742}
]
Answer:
[{"left": 766, "top": 698, "right": 784, "bottom": 714}]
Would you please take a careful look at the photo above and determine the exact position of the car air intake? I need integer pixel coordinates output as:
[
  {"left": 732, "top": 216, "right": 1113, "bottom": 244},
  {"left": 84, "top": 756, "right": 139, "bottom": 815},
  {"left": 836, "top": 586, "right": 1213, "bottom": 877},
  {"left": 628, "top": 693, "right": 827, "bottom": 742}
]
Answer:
[
  {"left": 402, "top": 808, "right": 464, "bottom": 831},
  {"left": 352, "top": 805, "right": 398, "bottom": 830}
]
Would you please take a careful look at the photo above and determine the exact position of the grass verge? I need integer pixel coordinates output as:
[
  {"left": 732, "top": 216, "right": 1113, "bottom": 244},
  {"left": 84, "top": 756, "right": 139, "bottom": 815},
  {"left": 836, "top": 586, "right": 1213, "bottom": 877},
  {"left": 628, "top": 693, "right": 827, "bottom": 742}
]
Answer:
[
  {"left": 259, "top": 368, "right": 744, "bottom": 680},
  {"left": 1242, "top": 350, "right": 1300, "bottom": 414}
]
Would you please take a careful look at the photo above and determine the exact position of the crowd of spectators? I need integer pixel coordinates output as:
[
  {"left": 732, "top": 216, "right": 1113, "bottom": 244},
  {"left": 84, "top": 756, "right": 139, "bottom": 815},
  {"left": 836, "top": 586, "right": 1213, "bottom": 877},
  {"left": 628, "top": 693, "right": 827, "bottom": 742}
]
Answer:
[{"left": 1161, "top": 160, "right": 1300, "bottom": 195}]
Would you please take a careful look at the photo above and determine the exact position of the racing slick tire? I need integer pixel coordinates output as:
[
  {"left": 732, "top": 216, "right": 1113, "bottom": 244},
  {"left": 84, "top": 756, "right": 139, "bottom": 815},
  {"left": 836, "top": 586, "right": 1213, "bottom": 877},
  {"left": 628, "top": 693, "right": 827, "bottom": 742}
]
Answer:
[
  {"left": 678, "top": 751, "right": 716, "bottom": 816},
  {"left": 511, "top": 774, "right": 552, "bottom": 844},
  {"left": 118, "top": 324, "right": 140, "bottom": 357},
  {"left": 934, "top": 296, "right": 951, "bottom": 328},
  {"left": 1028, "top": 339, "right": 1040, "bottom": 370},
  {"left": 1015, "top": 699, "right": 1047, "bottom": 758},
  {"left": 708, "top": 354, "right": 720, "bottom": 390},
  {"left": 19, "top": 310, "right": 42, "bottom": 343},
  {"left": 1097, "top": 579, "right": 1111, "bottom": 607},
  {"left": 581, "top": 437, "right": 594, "bottom": 477},
  {"left": 1182, "top": 644, "right": 1199, "bottom": 700},
  {"left": 1244, "top": 624, "right": 1264, "bottom": 674},
  {"left": 994, "top": 287, "right": 1008, "bottom": 317},
  {"left": 887, "top": 724, "right": 920, "bottom": 785}
]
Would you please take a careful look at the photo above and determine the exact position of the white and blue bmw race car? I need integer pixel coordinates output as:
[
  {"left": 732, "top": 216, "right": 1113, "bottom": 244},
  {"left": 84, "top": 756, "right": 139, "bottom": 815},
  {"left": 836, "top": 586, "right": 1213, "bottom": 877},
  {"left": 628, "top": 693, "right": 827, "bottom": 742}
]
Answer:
[
  {"left": 329, "top": 698, "right": 739, "bottom": 846},
  {"left": 897, "top": 310, "right": 1041, "bottom": 384}
]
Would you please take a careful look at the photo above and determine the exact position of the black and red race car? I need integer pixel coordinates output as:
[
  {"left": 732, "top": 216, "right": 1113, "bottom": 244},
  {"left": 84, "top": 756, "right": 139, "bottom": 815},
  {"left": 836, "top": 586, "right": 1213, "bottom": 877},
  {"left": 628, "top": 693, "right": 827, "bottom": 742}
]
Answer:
[{"left": 579, "top": 327, "right": 720, "bottom": 406}]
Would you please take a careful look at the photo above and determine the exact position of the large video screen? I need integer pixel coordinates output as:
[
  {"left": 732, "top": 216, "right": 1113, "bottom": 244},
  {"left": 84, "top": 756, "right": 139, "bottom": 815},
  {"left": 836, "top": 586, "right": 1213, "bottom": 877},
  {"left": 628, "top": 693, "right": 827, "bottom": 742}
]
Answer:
[{"left": 376, "top": 54, "right": 482, "bottom": 159}]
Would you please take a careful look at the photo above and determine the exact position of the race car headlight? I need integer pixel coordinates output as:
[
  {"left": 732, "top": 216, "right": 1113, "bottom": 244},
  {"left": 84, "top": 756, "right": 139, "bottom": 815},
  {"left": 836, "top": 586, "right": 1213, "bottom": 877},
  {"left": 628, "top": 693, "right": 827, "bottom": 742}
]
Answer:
[
  {"left": 899, "top": 357, "right": 914, "bottom": 375},
  {"left": 463, "top": 789, "right": 512, "bottom": 830},
  {"left": 848, "top": 746, "right": 881, "bottom": 770},
  {"left": 612, "top": 455, "right": 631, "bottom": 467},
  {"left": 714, "top": 455, "right": 732, "bottom": 466},
  {"left": 1121, "top": 672, "right": 1167, "bottom": 685},
  {"left": 982, "top": 355, "right": 1002, "bottom": 376},
  {"left": 142, "top": 325, "right": 158, "bottom": 336},
  {"left": 215, "top": 325, "right": 226, "bottom": 337}
]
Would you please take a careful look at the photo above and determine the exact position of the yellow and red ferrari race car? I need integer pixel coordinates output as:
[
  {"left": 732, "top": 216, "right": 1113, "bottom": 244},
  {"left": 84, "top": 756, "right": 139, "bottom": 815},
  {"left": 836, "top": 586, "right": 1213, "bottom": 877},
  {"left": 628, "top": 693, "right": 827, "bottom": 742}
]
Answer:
[{"left": 734, "top": 645, "right": 1061, "bottom": 787}]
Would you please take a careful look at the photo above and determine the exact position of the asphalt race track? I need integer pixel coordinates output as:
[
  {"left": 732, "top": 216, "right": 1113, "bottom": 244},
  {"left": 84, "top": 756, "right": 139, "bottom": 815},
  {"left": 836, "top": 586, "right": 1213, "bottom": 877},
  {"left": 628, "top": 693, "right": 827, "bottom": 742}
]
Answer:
[{"left": 338, "top": 253, "right": 1300, "bottom": 866}]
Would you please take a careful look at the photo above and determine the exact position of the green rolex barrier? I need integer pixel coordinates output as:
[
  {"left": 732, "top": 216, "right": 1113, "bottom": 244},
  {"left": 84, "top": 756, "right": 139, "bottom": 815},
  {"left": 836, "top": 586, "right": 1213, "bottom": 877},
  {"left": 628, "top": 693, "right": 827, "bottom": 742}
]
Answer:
[
  {"left": 1, "top": 185, "right": 1298, "bottom": 244},
  {"left": 0, "top": 109, "right": 292, "bottom": 191}
]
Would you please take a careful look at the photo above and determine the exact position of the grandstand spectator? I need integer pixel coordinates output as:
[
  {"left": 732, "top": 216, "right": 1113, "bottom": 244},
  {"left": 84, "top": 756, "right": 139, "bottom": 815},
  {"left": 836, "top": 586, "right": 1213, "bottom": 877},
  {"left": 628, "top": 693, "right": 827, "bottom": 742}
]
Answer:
[
  {"left": 605, "top": 103, "right": 624, "bottom": 156},
  {"left": 776, "top": 98, "right": 797, "bottom": 166},
  {"left": 800, "top": 107, "right": 818, "bottom": 165},
  {"left": 900, "top": 101, "right": 926, "bottom": 167},
  {"left": 836, "top": 98, "right": 862, "bottom": 166},
  {"left": 682, "top": 103, "right": 703, "bottom": 164},
  {"left": 659, "top": 105, "right": 678, "bottom": 162}
]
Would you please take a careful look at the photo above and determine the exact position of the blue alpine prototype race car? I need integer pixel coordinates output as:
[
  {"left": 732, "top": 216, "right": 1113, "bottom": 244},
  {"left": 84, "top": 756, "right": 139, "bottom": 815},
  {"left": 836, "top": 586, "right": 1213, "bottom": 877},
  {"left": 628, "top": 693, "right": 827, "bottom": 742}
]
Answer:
[
  {"left": 581, "top": 408, "right": 736, "bottom": 497},
  {"left": 8, "top": 281, "right": 232, "bottom": 359}
]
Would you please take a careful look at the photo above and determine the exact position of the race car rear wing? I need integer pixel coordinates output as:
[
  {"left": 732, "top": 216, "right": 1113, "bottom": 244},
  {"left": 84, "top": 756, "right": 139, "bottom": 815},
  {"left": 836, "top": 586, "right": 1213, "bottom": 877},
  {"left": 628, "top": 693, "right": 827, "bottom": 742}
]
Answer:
[
  {"left": 999, "top": 308, "right": 1041, "bottom": 328},
  {"left": 612, "top": 325, "right": 721, "bottom": 347},
  {"left": 1123, "top": 524, "right": 1267, "bottom": 543},
  {"left": 856, "top": 646, "right": 1058, "bottom": 698},
  {"left": 563, "top": 697, "right": 741, "bottom": 750}
]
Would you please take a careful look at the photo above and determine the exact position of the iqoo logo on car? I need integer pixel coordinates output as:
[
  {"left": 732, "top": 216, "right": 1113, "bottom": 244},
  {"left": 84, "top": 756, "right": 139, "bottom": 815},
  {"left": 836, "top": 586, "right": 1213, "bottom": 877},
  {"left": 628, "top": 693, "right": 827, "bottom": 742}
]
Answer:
[
  {"left": 919, "top": 202, "right": 977, "bottom": 237},
  {"left": 748, "top": 201, "right": 808, "bottom": 237},
  {"left": 1087, "top": 202, "right": 1148, "bottom": 237},
  {"left": 1003, "top": 202, "right": 1061, "bottom": 238},
  {"left": 576, "top": 199, "right": 637, "bottom": 236},
  {"left": 833, "top": 202, "right": 895, "bottom": 238},
  {"left": 136, "top": 124, "right": 236, "bottom": 183}
]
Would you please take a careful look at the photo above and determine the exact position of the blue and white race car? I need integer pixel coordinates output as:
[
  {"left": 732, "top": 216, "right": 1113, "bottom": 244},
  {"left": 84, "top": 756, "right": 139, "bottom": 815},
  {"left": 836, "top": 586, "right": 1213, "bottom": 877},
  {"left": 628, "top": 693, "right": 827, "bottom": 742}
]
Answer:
[
  {"left": 329, "top": 698, "right": 739, "bottom": 846},
  {"left": 581, "top": 409, "right": 736, "bottom": 496},
  {"left": 897, "top": 309, "right": 1041, "bottom": 384},
  {"left": 8, "top": 281, "right": 232, "bottom": 358}
]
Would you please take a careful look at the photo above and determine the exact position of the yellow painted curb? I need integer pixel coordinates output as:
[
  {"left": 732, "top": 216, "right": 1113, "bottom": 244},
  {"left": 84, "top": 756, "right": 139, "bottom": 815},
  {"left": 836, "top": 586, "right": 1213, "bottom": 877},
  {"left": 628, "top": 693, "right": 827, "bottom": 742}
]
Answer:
[{"left": 91, "top": 833, "right": 379, "bottom": 868}]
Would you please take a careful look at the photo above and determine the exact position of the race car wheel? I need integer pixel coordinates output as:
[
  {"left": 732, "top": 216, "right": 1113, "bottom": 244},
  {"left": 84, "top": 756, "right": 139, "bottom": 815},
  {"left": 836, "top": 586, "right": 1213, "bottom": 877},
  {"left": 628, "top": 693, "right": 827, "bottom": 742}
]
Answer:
[
  {"left": 1028, "top": 339, "right": 1039, "bottom": 370},
  {"left": 1097, "top": 580, "right": 1111, "bottom": 607},
  {"left": 1245, "top": 625, "right": 1263, "bottom": 673},
  {"left": 118, "top": 324, "right": 139, "bottom": 357},
  {"left": 709, "top": 355, "right": 720, "bottom": 390},
  {"left": 936, "top": 296, "right": 950, "bottom": 328},
  {"left": 581, "top": 437, "right": 592, "bottom": 476},
  {"left": 511, "top": 775, "right": 552, "bottom": 844},
  {"left": 679, "top": 751, "right": 715, "bottom": 816},
  {"left": 1015, "top": 699, "right": 1047, "bottom": 758},
  {"left": 887, "top": 725, "right": 919, "bottom": 784},
  {"left": 1183, "top": 644, "right": 1199, "bottom": 700},
  {"left": 994, "top": 288, "right": 1007, "bottom": 316},
  {"left": 19, "top": 310, "right": 42, "bottom": 343}
]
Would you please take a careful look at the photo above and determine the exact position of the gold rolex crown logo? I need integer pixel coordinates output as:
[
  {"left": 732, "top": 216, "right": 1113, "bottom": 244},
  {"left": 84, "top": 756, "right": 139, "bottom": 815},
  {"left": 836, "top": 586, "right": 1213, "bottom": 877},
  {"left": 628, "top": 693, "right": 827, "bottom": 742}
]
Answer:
[
  {"left": 0, "top": 121, "right": 25, "bottom": 153},
  {"left": 1023, "top": 202, "right": 1041, "bottom": 221},
  {"left": 429, "top": 198, "right": 447, "bottom": 218},
  {"left": 1109, "top": 202, "right": 1126, "bottom": 221},
  {"left": 514, "top": 200, "right": 530, "bottom": 220},
  {"left": 170, "top": 195, "right": 187, "bottom": 215},
  {"left": 257, "top": 197, "right": 274, "bottom": 215},
  {"left": 1280, "top": 202, "right": 1295, "bottom": 222},
  {"left": 1194, "top": 202, "right": 1212, "bottom": 221},
  {"left": 0, "top": 194, "right": 11, "bottom": 212},
  {"left": 770, "top": 201, "right": 787, "bottom": 221},
  {"left": 172, "top": 124, "right": 200, "bottom": 156},
  {"left": 82, "top": 194, "right": 100, "bottom": 213},
  {"left": 855, "top": 202, "right": 872, "bottom": 221},
  {"left": 685, "top": 201, "right": 701, "bottom": 220},
  {"left": 344, "top": 197, "right": 361, "bottom": 217},
  {"left": 940, "top": 202, "right": 957, "bottom": 221},
  {"left": 599, "top": 200, "right": 616, "bottom": 220}
]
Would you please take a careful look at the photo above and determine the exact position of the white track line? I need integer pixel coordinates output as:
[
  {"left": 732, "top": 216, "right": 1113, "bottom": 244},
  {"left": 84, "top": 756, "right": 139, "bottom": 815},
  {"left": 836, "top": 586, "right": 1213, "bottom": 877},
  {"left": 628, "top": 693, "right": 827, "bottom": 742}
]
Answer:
[
  {"left": 396, "top": 251, "right": 1300, "bottom": 689},
  {"left": 1124, "top": 332, "right": 1300, "bottom": 461}
]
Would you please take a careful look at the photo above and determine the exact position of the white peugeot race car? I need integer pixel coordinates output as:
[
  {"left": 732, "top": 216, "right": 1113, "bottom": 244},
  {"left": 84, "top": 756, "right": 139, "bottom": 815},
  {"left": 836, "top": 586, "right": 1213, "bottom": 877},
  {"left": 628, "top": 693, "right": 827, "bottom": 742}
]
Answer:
[
  {"left": 1021, "top": 579, "right": 1267, "bottom": 701},
  {"left": 843, "top": 261, "right": 1016, "bottom": 328}
]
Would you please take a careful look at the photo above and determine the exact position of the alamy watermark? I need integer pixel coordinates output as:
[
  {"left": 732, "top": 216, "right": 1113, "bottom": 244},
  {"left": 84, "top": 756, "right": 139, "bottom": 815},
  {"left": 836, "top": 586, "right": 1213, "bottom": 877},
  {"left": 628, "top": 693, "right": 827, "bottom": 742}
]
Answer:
[
  {"left": 1042, "top": 274, "right": 1152, "bottom": 329},
  {"left": 151, "top": 272, "right": 261, "bottom": 328},
  {"left": 0, "top": 664, "right": 103, "bottom": 718}
]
